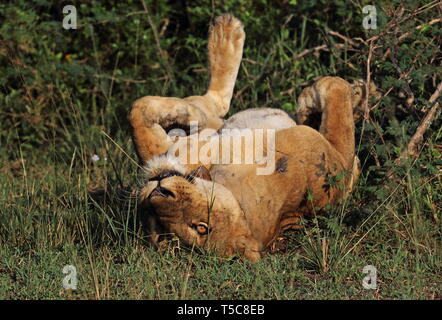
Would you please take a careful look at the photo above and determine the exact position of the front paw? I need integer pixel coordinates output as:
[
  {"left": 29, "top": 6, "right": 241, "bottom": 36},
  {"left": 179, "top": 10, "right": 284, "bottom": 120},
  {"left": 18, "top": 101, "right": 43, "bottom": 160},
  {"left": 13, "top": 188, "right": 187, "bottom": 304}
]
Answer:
[{"left": 208, "top": 13, "right": 245, "bottom": 62}]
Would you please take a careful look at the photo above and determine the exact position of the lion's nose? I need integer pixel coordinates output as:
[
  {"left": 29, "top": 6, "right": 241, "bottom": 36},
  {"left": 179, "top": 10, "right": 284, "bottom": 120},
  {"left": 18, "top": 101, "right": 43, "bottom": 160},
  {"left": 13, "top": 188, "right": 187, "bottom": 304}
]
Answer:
[{"left": 148, "top": 182, "right": 176, "bottom": 199}]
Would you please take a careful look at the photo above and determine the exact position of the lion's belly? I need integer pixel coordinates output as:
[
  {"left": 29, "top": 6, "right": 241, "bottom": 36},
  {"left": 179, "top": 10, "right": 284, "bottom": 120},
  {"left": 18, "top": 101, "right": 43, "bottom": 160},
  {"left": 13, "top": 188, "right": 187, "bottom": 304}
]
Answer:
[
  {"left": 221, "top": 108, "right": 296, "bottom": 131},
  {"left": 210, "top": 159, "right": 305, "bottom": 247}
]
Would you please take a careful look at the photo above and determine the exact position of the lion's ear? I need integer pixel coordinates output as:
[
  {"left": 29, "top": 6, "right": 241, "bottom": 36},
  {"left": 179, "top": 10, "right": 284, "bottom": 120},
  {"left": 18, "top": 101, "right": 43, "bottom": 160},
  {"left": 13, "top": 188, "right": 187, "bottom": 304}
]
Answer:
[
  {"left": 223, "top": 235, "right": 261, "bottom": 262},
  {"left": 188, "top": 166, "right": 212, "bottom": 181},
  {"left": 241, "top": 237, "right": 261, "bottom": 262},
  {"left": 216, "top": 238, "right": 261, "bottom": 262},
  {"left": 243, "top": 248, "right": 261, "bottom": 262}
]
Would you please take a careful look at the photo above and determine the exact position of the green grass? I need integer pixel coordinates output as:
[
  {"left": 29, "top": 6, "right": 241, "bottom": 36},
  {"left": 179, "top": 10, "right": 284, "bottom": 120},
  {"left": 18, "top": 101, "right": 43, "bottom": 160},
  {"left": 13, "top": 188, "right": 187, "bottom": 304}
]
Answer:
[
  {"left": 0, "top": 126, "right": 440, "bottom": 299},
  {"left": 1, "top": 0, "right": 441, "bottom": 300}
]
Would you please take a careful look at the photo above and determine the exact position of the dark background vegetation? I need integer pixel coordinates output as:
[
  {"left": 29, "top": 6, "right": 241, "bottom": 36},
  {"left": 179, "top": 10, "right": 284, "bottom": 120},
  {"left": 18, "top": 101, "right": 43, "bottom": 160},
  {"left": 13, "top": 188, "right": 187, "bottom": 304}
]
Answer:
[{"left": 0, "top": 0, "right": 441, "bottom": 299}]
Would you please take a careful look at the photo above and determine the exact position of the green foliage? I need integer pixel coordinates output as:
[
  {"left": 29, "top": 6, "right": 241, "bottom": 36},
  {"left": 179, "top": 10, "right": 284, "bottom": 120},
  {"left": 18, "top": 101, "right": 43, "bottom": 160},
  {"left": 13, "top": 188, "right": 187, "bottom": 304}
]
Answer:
[{"left": 0, "top": 0, "right": 441, "bottom": 299}]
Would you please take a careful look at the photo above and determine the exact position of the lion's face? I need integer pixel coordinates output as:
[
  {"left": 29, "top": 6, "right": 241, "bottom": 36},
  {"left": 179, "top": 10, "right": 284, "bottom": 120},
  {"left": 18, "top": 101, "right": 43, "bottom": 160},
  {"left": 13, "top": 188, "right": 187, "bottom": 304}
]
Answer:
[
  {"left": 141, "top": 172, "right": 214, "bottom": 247},
  {"left": 139, "top": 164, "right": 261, "bottom": 261}
]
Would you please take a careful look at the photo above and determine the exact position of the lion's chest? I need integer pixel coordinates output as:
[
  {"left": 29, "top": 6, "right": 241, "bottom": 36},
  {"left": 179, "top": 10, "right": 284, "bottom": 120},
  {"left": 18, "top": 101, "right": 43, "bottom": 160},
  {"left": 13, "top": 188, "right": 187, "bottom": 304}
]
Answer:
[{"left": 210, "top": 163, "right": 296, "bottom": 245}]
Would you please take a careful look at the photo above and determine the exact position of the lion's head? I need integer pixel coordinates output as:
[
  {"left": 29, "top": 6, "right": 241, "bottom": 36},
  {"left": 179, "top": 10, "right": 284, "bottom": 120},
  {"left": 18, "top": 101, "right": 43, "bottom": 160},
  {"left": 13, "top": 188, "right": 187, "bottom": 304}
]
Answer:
[{"left": 139, "top": 156, "right": 261, "bottom": 261}]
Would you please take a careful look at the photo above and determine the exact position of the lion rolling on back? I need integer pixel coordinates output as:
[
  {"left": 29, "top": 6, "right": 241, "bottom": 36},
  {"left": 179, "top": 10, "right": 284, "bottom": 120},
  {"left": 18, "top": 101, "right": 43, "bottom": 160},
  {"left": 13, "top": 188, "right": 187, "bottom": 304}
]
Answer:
[
  {"left": 139, "top": 77, "right": 358, "bottom": 261},
  {"left": 131, "top": 14, "right": 359, "bottom": 261}
]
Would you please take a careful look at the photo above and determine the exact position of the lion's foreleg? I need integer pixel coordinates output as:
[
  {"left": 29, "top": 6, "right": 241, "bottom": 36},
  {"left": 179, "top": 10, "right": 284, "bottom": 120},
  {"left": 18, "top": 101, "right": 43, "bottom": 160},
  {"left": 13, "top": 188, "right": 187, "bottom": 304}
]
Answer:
[
  {"left": 204, "top": 14, "right": 245, "bottom": 118},
  {"left": 129, "top": 96, "right": 208, "bottom": 163}
]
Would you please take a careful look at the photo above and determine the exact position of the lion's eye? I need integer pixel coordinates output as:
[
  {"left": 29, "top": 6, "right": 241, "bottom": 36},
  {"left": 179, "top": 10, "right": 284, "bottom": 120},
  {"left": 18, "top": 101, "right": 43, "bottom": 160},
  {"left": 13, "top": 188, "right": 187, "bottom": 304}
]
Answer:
[{"left": 191, "top": 223, "right": 209, "bottom": 235}]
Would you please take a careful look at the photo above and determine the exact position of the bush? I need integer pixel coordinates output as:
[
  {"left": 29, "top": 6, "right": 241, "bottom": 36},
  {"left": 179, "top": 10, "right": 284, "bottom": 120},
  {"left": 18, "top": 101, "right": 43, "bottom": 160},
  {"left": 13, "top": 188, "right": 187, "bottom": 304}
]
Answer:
[{"left": 0, "top": 0, "right": 441, "bottom": 299}]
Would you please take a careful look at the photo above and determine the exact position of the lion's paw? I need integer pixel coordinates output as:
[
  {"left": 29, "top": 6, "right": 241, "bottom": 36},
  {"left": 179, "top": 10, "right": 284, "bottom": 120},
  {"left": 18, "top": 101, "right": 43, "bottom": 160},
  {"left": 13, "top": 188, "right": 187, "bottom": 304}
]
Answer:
[
  {"left": 296, "top": 86, "right": 319, "bottom": 125},
  {"left": 350, "top": 79, "right": 381, "bottom": 120},
  {"left": 296, "top": 77, "right": 354, "bottom": 125},
  {"left": 208, "top": 13, "right": 245, "bottom": 62}
]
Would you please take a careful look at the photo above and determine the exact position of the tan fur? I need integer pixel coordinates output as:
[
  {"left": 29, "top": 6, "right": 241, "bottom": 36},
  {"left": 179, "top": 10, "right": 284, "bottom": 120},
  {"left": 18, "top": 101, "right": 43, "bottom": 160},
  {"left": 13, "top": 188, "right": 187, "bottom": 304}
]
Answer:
[
  {"left": 297, "top": 78, "right": 381, "bottom": 124},
  {"left": 129, "top": 14, "right": 245, "bottom": 162},
  {"left": 163, "top": 106, "right": 296, "bottom": 173},
  {"left": 139, "top": 76, "right": 359, "bottom": 261}
]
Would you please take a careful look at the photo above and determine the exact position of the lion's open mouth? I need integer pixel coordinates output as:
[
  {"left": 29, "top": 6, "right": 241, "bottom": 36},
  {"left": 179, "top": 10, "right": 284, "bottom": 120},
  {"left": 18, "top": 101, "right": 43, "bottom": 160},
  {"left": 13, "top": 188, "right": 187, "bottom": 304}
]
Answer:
[
  {"left": 149, "top": 185, "right": 176, "bottom": 199},
  {"left": 149, "top": 169, "right": 194, "bottom": 183}
]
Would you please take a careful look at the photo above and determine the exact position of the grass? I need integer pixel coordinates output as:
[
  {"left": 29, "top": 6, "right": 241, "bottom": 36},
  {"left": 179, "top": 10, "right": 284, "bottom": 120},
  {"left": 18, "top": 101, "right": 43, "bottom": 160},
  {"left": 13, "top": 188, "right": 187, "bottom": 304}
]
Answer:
[
  {"left": 0, "top": 115, "right": 440, "bottom": 299},
  {"left": 1, "top": 0, "right": 441, "bottom": 300}
]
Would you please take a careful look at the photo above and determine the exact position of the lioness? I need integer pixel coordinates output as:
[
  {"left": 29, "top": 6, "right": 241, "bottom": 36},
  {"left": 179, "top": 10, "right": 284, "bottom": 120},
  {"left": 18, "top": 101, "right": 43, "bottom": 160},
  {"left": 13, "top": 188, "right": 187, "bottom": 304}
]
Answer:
[{"left": 130, "top": 14, "right": 360, "bottom": 261}]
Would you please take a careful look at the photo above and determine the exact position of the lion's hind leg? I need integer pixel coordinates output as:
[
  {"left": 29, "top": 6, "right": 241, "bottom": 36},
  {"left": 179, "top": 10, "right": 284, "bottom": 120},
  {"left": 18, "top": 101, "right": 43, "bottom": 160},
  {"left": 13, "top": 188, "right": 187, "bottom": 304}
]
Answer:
[
  {"left": 297, "top": 77, "right": 355, "bottom": 169},
  {"left": 297, "top": 78, "right": 381, "bottom": 125},
  {"left": 315, "top": 77, "right": 355, "bottom": 169},
  {"left": 279, "top": 214, "right": 304, "bottom": 232},
  {"left": 296, "top": 86, "right": 320, "bottom": 126}
]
